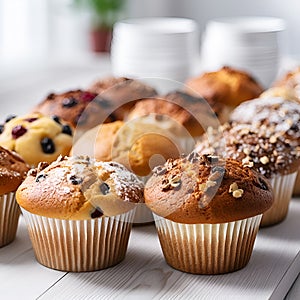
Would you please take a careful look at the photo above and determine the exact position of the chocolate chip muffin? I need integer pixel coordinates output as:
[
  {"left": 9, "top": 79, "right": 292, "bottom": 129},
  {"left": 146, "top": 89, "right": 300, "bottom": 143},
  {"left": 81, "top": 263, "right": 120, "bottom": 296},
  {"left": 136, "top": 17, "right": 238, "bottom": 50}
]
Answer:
[
  {"left": 88, "top": 77, "right": 158, "bottom": 120},
  {"left": 185, "top": 66, "right": 264, "bottom": 122},
  {"left": 0, "top": 113, "right": 73, "bottom": 167},
  {"left": 195, "top": 122, "right": 300, "bottom": 226},
  {"left": 144, "top": 154, "right": 273, "bottom": 274},
  {"left": 16, "top": 155, "right": 144, "bottom": 271},
  {"left": 0, "top": 146, "right": 30, "bottom": 247}
]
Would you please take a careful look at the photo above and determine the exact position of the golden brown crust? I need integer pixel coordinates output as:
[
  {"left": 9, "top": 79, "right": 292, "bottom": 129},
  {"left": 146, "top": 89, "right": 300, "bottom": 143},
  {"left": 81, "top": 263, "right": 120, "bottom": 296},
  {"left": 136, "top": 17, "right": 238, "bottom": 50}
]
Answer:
[
  {"left": 16, "top": 156, "right": 144, "bottom": 220},
  {"left": 144, "top": 154, "right": 273, "bottom": 224},
  {"left": 128, "top": 91, "right": 220, "bottom": 136},
  {"left": 273, "top": 66, "right": 300, "bottom": 89},
  {"left": 88, "top": 77, "right": 158, "bottom": 120},
  {"left": 32, "top": 89, "right": 114, "bottom": 131},
  {"left": 72, "top": 120, "right": 182, "bottom": 177},
  {"left": 0, "top": 146, "right": 30, "bottom": 194},
  {"left": 185, "top": 66, "right": 264, "bottom": 108}
]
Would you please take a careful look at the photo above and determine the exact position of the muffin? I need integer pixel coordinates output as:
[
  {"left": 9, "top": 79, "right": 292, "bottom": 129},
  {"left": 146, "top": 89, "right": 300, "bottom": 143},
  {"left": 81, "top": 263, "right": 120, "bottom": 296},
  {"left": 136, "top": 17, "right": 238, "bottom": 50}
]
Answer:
[
  {"left": 88, "top": 77, "right": 158, "bottom": 120},
  {"left": 72, "top": 119, "right": 184, "bottom": 224},
  {"left": 230, "top": 96, "right": 300, "bottom": 196},
  {"left": 185, "top": 66, "right": 264, "bottom": 122},
  {"left": 0, "top": 146, "right": 29, "bottom": 247},
  {"left": 273, "top": 66, "right": 300, "bottom": 98},
  {"left": 259, "top": 86, "right": 300, "bottom": 103},
  {"left": 195, "top": 122, "right": 300, "bottom": 226},
  {"left": 0, "top": 113, "right": 73, "bottom": 167},
  {"left": 31, "top": 89, "right": 114, "bottom": 138},
  {"left": 144, "top": 154, "right": 273, "bottom": 274},
  {"left": 16, "top": 155, "right": 144, "bottom": 271}
]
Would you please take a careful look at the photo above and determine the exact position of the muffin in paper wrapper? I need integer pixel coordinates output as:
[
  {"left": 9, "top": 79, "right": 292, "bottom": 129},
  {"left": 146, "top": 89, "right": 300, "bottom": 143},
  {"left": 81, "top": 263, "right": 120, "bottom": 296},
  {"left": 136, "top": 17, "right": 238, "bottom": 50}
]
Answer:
[
  {"left": 153, "top": 213, "right": 262, "bottom": 274},
  {"left": 0, "top": 192, "right": 20, "bottom": 247},
  {"left": 261, "top": 172, "right": 297, "bottom": 227},
  {"left": 21, "top": 207, "right": 136, "bottom": 272}
]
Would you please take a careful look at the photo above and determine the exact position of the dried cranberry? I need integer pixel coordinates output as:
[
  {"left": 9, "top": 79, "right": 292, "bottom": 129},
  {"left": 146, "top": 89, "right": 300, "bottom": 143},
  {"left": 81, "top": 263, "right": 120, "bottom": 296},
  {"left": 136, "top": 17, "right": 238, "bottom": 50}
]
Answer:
[
  {"left": 0, "top": 124, "right": 4, "bottom": 134},
  {"left": 81, "top": 92, "right": 96, "bottom": 103},
  {"left": 52, "top": 115, "right": 61, "bottom": 124},
  {"left": 12, "top": 125, "right": 27, "bottom": 139},
  {"left": 5, "top": 115, "right": 16, "bottom": 123},
  {"left": 62, "top": 125, "right": 72, "bottom": 136},
  {"left": 40, "top": 137, "right": 55, "bottom": 154},
  {"left": 99, "top": 182, "right": 110, "bottom": 195},
  {"left": 62, "top": 97, "right": 78, "bottom": 108},
  {"left": 91, "top": 207, "right": 103, "bottom": 218},
  {"left": 24, "top": 118, "right": 38, "bottom": 123},
  {"left": 47, "top": 93, "right": 55, "bottom": 100}
]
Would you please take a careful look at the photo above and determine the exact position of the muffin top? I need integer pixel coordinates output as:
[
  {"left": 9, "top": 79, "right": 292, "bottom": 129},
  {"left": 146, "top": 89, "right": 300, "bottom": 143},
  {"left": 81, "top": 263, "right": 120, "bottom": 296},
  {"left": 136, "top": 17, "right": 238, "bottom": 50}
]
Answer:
[
  {"left": 144, "top": 154, "right": 273, "bottom": 224},
  {"left": 230, "top": 97, "right": 300, "bottom": 142},
  {"left": 195, "top": 123, "right": 300, "bottom": 178},
  {"left": 128, "top": 91, "right": 220, "bottom": 136},
  {"left": 259, "top": 86, "right": 300, "bottom": 102},
  {"left": 16, "top": 156, "right": 144, "bottom": 220},
  {"left": 273, "top": 66, "right": 300, "bottom": 90},
  {"left": 32, "top": 89, "right": 115, "bottom": 132},
  {"left": 72, "top": 119, "right": 183, "bottom": 177},
  {"left": 0, "top": 146, "right": 30, "bottom": 194},
  {"left": 88, "top": 77, "right": 158, "bottom": 120},
  {"left": 0, "top": 113, "right": 73, "bottom": 167},
  {"left": 185, "top": 66, "right": 264, "bottom": 108}
]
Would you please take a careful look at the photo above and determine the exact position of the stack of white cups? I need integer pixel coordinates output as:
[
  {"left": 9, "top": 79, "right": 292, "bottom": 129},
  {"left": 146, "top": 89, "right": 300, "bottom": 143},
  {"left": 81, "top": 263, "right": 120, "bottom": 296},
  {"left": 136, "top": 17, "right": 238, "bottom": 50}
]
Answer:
[
  {"left": 201, "top": 17, "right": 286, "bottom": 87},
  {"left": 111, "top": 17, "right": 199, "bottom": 90}
]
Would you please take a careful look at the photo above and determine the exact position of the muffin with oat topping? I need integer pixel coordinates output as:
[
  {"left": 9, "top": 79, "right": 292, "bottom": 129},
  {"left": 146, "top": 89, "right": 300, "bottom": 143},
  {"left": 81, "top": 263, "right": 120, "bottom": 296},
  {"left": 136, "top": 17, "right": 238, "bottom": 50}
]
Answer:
[
  {"left": 195, "top": 122, "right": 300, "bottom": 226},
  {"left": 16, "top": 155, "right": 144, "bottom": 271},
  {"left": 144, "top": 154, "right": 273, "bottom": 274}
]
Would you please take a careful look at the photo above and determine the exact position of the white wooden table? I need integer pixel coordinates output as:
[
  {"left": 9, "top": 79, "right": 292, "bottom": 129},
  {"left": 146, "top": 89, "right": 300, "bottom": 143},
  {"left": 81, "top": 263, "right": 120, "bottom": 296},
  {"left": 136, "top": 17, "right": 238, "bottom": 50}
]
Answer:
[{"left": 0, "top": 55, "right": 299, "bottom": 299}]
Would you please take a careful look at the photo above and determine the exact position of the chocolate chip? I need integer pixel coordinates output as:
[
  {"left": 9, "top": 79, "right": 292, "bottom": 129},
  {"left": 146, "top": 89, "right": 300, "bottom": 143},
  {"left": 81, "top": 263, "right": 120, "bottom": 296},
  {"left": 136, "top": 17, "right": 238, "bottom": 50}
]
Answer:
[
  {"left": 36, "top": 174, "right": 47, "bottom": 182},
  {"left": 52, "top": 115, "right": 61, "bottom": 124},
  {"left": 47, "top": 93, "right": 55, "bottom": 100},
  {"left": 69, "top": 175, "right": 83, "bottom": 185},
  {"left": 211, "top": 166, "right": 225, "bottom": 174},
  {"left": 99, "top": 182, "right": 110, "bottom": 195},
  {"left": 258, "top": 178, "right": 269, "bottom": 190},
  {"left": 187, "top": 151, "right": 199, "bottom": 163},
  {"left": 62, "top": 97, "right": 78, "bottom": 108},
  {"left": 40, "top": 137, "right": 55, "bottom": 154},
  {"left": 290, "top": 124, "right": 299, "bottom": 132},
  {"left": 0, "top": 124, "right": 4, "bottom": 134},
  {"left": 5, "top": 115, "right": 16, "bottom": 123},
  {"left": 62, "top": 125, "right": 72, "bottom": 136},
  {"left": 12, "top": 125, "right": 27, "bottom": 139},
  {"left": 91, "top": 207, "right": 103, "bottom": 219},
  {"left": 24, "top": 117, "right": 38, "bottom": 123}
]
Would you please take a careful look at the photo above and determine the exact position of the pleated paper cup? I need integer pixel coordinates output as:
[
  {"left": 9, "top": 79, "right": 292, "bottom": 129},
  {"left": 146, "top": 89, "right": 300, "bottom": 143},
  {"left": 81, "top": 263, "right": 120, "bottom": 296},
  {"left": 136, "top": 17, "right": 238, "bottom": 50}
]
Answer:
[
  {"left": 21, "top": 208, "right": 136, "bottom": 272},
  {"left": 153, "top": 214, "right": 262, "bottom": 274},
  {"left": 0, "top": 192, "right": 20, "bottom": 247},
  {"left": 292, "top": 171, "right": 300, "bottom": 196},
  {"left": 261, "top": 172, "right": 297, "bottom": 227}
]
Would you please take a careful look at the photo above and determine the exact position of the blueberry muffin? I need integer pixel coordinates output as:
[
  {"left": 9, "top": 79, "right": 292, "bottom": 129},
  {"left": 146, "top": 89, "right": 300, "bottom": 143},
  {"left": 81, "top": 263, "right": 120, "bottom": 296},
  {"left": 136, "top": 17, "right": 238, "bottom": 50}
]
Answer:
[
  {"left": 0, "top": 113, "right": 73, "bottom": 167},
  {"left": 16, "top": 155, "right": 144, "bottom": 271}
]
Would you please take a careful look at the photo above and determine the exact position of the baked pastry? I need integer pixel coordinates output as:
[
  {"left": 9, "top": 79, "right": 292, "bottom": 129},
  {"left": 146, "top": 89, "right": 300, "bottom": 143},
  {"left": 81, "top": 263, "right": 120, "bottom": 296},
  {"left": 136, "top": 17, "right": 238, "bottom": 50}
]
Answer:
[
  {"left": 31, "top": 89, "right": 114, "bottom": 138},
  {"left": 72, "top": 119, "right": 183, "bottom": 178},
  {"left": 0, "top": 113, "right": 73, "bottom": 167},
  {"left": 0, "top": 146, "right": 29, "bottom": 247},
  {"left": 144, "top": 154, "right": 273, "bottom": 274},
  {"left": 185, "top": 66, "right": 264, "bottom": 122},
  {"left": 195, "top": 122, "right": 300, "bottom": 226},
  {"left": 88, "top": 77, "right": 158, "bottom": 120},
  {"left": 16, "top": 155, "right": 144, "bottom": 271},
  {"left": 259, "top": 86, "right": 300, "bottom": 102}
]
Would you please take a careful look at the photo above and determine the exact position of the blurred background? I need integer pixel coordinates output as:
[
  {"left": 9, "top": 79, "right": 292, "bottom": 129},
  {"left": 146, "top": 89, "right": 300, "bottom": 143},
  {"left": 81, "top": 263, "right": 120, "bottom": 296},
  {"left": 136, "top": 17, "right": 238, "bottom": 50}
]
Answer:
[{"left": 0, "top": 0, "right": 300, "bottom": 75}]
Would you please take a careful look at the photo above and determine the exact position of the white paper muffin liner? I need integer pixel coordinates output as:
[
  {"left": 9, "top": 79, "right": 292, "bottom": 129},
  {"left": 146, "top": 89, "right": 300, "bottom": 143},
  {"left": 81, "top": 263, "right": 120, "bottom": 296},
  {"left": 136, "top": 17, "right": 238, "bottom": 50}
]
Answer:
[
  {"left": 0, "top": 192, "right": 20, "bottom": 247},
  {"left": 153, "top": 214, "right": 262, "bottom": 274},
  {"left": 261, "top": 172, "right": 297, "bottom": 227},
  {"left": 292, "top": 171, "right": 300, "bottom": 196},
  {"left": 21, "top": 208, "right": 136, "bottom": 272}
]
